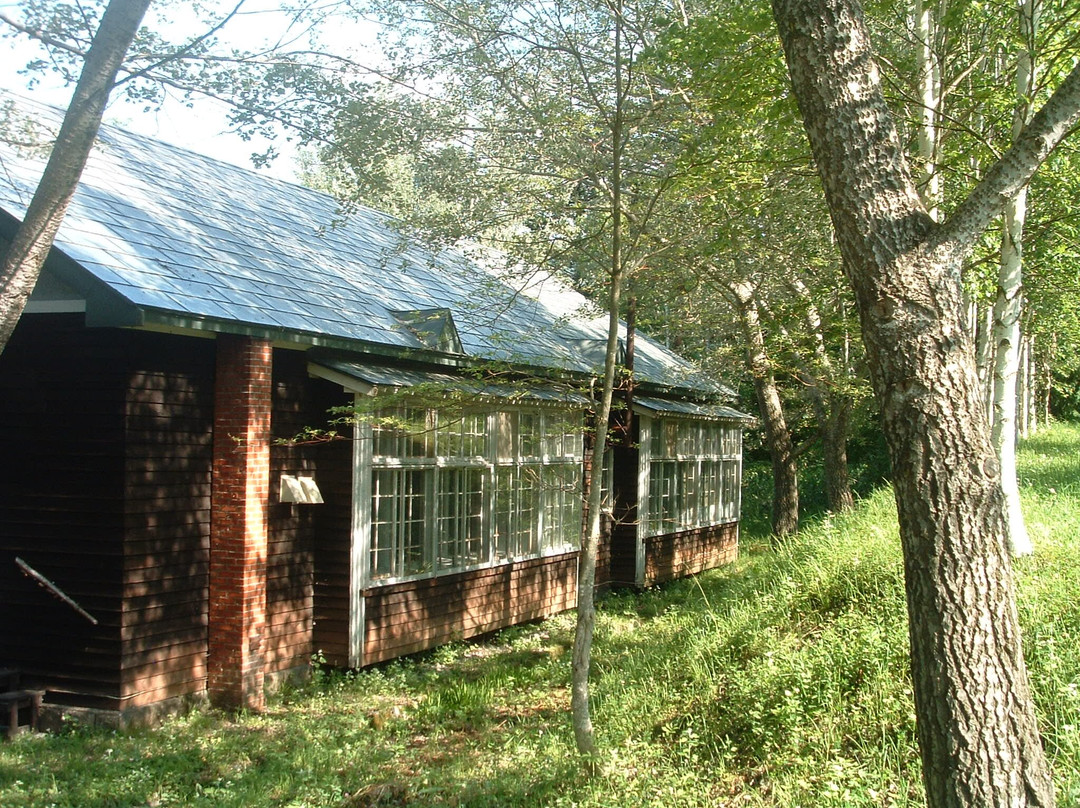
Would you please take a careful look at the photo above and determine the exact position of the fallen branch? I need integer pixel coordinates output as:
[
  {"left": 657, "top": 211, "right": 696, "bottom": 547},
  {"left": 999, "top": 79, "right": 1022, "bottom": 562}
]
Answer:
[{"left": 15, "top": 556, "right": 99, "bottom": 625}]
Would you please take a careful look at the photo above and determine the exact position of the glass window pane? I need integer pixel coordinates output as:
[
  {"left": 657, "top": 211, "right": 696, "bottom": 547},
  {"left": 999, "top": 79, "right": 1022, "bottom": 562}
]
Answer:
[
  {"left": 599, "top": 448, "right": 614, "bottom": 511},
  {"left": 648, "top": 419, "right": 665, "bottom": 458},
  {"left": 722, "top": 459, "right": 740, "bottom": 521},
  {"left": 677, "top": 422, "right": 694, "bottom": 457},
  {"left": 495, "top": 467, "right": 514, "bottom": 560},
  {"left": 683, "top": 461, "right": 699, "bottom": 528},
  {"left": 371, "top": 470, "right": 396, "bottom": 579},
  {"left": 464, "top": 468, "right": 485, "bottom": 564},
  {"left": 462, "top": 411, "right": 487, "bottom": 457},
  {"left": 542, "top": 463, "right": 581, "bottom": 549},
  {"left": 543, "top": 413, "right": 563, "bottom": 457},
  {"left": 372, "top": 408, "right": 399, "bottom": 458},
  {"left": 437, "top": 468, "right": 487, "bottom": 570},
  {"left": 520, "top": 411, "right": 541, "bottom": 458},
  {"left": 402, "top": 470, "right": 428, "bottom": 575},
  {"left": 564, "top": 414, "right": 582, "bottom": 460},
  {"left": 665, "top": 422, "right": 679, "bottom": 458},
  {"left": 436, "top": 410, "right": 462, "bottom": 457},
  {"left": 518, "top": 465, "right": 540, "bottom": 556}
]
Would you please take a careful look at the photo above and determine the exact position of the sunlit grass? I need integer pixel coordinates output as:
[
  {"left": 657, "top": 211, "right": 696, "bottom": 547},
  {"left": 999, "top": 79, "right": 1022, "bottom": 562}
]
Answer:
[{"left": 1, "top": 422, "right": 1078, "bottom": 807}]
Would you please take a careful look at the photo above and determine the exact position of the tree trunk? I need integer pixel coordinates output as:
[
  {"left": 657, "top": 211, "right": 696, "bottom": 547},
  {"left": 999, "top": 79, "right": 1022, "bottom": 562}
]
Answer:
[
  {"left": 1043, "top": 345, "right": 1052, "bottom": 425},
  {"left": 915, "top": 0, "right": 941, "bottom": 220},
  {"left": 991, "top": 0, "right": 1038, "bottom": 557},
  {"left": 992, "top": 192, "right": 1032, "bottom": 554},
  {"left": 571, "top": 0, "right": 625, "bottom": 761},
  {"left": 975, "top": 304, "right": 996, "bottom": 424},
  {"left": 770, "top": 0, "right": 1080, "bottom": 804},
  {"left": 729, "top": 279, "right": 799, "bottom": 537},
  {"left": 1017, "top": 333, "right": 1030, "bottom": 437},
  {"left": 787, "top": 274, "right": 855, "bottom": 512},
  {"left": 1024, "top": 332, "right": 1036, "bottom": 435},
  {"left": 822, "top": 396, "right": 854, "bottom": 512},
  {"left": 0, "top": 0, "right": 153, "bottom": 354}
]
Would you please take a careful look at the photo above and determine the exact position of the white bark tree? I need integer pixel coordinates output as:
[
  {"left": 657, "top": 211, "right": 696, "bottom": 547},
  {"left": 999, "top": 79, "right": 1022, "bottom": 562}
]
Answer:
[
  {"left": 990, "top": 0, "right": 1039, "bottom": 557},
  {"left": 914, "top": 0, "right": 942, "bottom": 221}
]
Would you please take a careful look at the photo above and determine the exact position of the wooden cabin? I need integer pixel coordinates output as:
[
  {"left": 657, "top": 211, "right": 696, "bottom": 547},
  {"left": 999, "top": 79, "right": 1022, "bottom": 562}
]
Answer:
[{"left": 0, "top": 101, "right": 750, "bottom": 727}]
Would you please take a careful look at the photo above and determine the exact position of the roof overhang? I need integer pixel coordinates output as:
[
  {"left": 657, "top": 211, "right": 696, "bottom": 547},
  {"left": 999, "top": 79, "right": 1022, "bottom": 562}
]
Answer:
[
  {"left": 633, "top": 395, "right": 754, "bottom": 423},
  {"left": 310, "top": 356, "right": 592, "bottom": 407}
]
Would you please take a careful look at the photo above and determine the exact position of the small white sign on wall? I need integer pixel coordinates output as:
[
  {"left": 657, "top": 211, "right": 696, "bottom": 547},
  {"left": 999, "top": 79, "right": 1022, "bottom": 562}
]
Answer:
[{"left": 280, "top": 474, "right": 324, "bottom": 504}]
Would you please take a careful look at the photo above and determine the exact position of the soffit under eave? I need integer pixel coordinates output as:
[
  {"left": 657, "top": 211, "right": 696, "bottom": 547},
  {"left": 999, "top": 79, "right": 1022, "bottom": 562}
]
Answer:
[{"left": 309, "top": 357, "right": 592, "bottom": 408}]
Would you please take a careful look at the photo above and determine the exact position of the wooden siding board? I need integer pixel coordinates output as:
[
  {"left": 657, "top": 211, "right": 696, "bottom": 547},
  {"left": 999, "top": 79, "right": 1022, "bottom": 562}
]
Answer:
[
  {"left": 0, "top": 316, "right": 126, "bottom": 699},
  {"left": 361, "top": 554, "right": 578, "bottom": 664},
  {"left": 310, "top": 378, "right": 354, "bottom": 668},
  {"left": 644, "top": 522, "right": 739, "bottom": 585},
  {"left": 264, "top": 349, "right": 320, "bottom": 674},
  {"left": 120, "top": 330, "right": 215, "bottom": 704}
]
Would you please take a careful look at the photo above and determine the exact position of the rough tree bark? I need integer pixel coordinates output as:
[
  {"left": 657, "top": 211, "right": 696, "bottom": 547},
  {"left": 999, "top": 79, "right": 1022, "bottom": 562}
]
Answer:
[
  {"left": 770, "top": 0, "right": 1080, "bottom": 805},
  {"left": 820, "top": 396, "right": 853, "bottom": 511},
  {"left": 0, "top": 0, "right": 153, "bottom": 356},
  {"left": 728, "top": 279, "right": 799, "bottom": 536}
]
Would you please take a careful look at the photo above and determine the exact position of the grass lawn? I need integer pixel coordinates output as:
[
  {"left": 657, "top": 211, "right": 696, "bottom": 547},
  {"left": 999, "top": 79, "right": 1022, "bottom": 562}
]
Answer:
[{"left": 2, "top": 422, "right": 1078, "bottom": 808}]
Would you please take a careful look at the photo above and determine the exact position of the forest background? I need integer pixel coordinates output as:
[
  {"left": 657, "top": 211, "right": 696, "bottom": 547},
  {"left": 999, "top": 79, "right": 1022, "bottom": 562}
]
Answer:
[{"left": 1, "top": 1, "right": 1079, "bottom": 807}]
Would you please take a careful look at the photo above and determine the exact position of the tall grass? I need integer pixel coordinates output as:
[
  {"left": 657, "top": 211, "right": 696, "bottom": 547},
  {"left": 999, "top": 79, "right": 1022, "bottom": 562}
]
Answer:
[{"left": 1, "top": 423, "right": 1078, "bottom": 807}]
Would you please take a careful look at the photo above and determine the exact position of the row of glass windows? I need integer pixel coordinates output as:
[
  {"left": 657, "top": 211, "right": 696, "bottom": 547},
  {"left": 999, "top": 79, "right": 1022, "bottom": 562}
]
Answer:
[
  {"left": 642, "top": 417, "right": 742, "bottom": 538},
  {"left": 362, "top": 403, "right": 743, "bottom": 584},
  {"left": 649, "top": 418, "right": 742, "bottom": 460},
  {"left": 368, "top": 407, "right": 584, "bottom": 583},
  {"left": 644, "top": 458, "right": 741, "bottom": 537}
]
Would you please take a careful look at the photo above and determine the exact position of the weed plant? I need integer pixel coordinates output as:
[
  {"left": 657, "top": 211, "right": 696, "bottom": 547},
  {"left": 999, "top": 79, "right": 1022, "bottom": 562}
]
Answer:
[{"left": 1, "top": 423, "right": 1078, "bottom": 807}]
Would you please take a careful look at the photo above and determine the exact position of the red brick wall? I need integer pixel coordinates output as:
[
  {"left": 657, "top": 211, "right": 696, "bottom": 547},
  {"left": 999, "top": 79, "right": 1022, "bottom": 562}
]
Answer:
[{"left": 208, "top": 335, "right": 272, "bottom": 710}]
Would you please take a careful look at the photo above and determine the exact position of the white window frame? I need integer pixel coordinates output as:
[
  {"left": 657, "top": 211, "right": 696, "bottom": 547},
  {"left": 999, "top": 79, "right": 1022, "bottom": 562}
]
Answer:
[
  {"left": 638, "top": 413, "right": 743, "bottom": 541},
  {"left": 356, "top": 400, "right": 585, "bottom": 589}
]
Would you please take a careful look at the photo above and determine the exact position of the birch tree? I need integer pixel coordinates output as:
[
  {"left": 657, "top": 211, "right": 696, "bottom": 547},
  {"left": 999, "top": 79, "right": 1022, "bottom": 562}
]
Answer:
[
  {"left": 913, "top": 0, "right": 942, "bottom": 220},
  {"left": 770, "top": 0, "right": 1080, "bottom": 805},
  {"left": 0, "top": 0, "right": 152, "bottom": 354},
  {"left": 991, "top": 0, "right": 1039, "bottom": 557}
]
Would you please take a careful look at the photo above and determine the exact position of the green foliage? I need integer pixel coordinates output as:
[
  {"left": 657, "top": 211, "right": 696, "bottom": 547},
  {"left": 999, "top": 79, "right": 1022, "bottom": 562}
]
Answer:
[
  {"left": 3, "top": 422, "right": 1079, "bottom": 807},
  {"left": 4, "top": 1, "right": 358, "bottom": 161}
]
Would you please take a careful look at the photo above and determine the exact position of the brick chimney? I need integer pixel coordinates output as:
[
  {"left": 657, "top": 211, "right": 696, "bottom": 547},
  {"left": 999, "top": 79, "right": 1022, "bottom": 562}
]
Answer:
[{"left": 208, "top": 335, "right": 272, "bottom": 710}]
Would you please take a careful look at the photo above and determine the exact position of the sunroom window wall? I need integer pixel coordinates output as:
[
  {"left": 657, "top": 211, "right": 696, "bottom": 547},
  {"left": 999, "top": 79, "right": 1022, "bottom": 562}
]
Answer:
[
  {"left": 641, "top": 415, "right": 742, "bottom": 538},
  {"left": 366, "top": 403, "right": 584, "bottom": 585}
]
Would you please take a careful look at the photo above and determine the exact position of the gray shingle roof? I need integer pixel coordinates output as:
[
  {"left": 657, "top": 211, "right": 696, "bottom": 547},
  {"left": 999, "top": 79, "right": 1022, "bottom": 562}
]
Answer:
[
  {"left": 0, "top": 96, "right": 723, "bottom": 395},
  {"left": 634, "top": 396, "right": 754, "bottom": 423}
]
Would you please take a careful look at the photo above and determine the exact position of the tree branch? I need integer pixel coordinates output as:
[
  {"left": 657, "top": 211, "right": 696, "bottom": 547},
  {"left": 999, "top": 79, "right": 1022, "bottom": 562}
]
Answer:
[{"left": 938, "top": 60, "right": 1080, "bottom": 255}]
